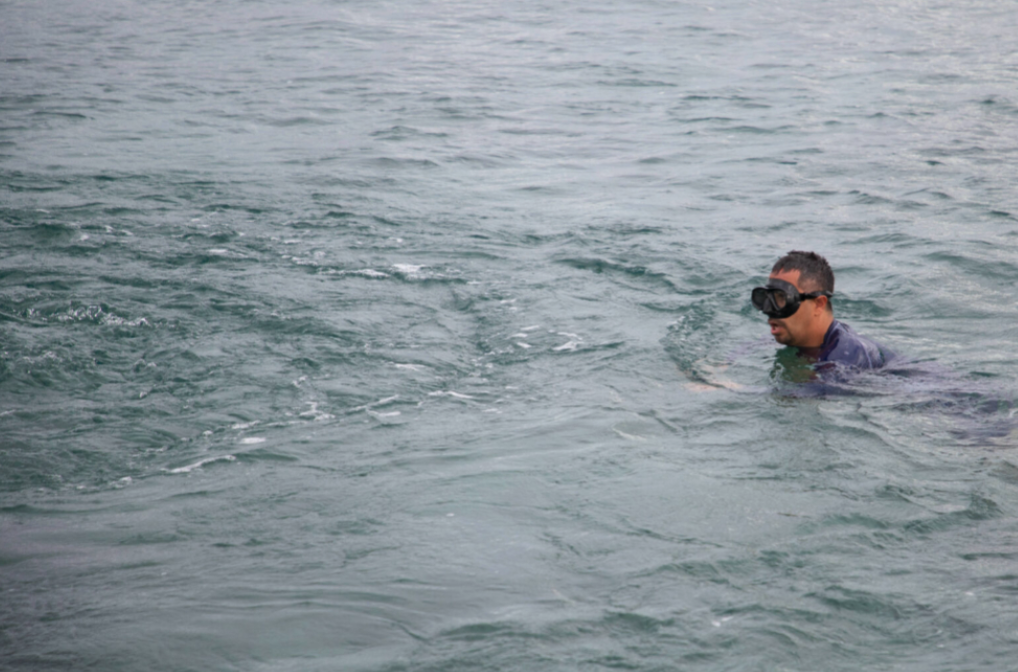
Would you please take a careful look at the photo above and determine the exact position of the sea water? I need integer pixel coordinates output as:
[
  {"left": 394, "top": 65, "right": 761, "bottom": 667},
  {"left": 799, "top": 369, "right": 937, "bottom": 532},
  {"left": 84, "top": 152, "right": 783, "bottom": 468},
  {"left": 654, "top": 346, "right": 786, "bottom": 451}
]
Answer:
[{"left": 2, "top": 0, "right": 1018, "bottom": 670}]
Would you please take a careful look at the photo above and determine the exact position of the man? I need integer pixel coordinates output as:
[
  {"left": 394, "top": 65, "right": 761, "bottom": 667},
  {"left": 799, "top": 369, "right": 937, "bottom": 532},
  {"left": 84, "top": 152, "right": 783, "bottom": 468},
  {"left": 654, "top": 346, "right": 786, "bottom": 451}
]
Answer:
[{"left": 752, "top": 251, "right": 888, "bottom": 373}]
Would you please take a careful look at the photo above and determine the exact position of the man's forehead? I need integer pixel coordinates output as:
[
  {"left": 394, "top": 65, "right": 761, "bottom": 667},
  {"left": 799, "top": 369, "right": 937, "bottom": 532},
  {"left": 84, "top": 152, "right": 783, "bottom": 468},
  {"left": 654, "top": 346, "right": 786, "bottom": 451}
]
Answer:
[
  {"left": 769, "top": 268, "right": 820, "bottom": 293},
  {"left": 769, "top": 268, "right": 802, "bottom": 287}
]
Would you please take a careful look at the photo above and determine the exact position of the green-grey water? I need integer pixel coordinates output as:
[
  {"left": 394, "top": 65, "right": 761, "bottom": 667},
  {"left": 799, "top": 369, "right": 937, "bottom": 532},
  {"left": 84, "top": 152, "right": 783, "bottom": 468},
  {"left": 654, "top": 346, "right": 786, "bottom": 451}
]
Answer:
[{"left": 3, "top": 0, "right": 1018, "bottom": 670}]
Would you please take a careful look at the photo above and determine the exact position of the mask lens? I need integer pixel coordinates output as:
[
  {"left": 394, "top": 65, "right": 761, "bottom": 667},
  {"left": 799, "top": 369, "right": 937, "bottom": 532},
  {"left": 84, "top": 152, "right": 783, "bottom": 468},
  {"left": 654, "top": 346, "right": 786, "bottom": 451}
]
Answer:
[{"left": 751, "top": 281, "right": 802, "bottom": 318}]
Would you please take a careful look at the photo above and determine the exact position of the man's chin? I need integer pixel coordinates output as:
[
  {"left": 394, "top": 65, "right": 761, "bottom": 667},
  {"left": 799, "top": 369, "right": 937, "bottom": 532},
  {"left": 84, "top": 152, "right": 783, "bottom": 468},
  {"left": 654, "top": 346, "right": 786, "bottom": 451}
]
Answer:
[{"left": 770, "top": 324, "right": 791, "bottom": 345}]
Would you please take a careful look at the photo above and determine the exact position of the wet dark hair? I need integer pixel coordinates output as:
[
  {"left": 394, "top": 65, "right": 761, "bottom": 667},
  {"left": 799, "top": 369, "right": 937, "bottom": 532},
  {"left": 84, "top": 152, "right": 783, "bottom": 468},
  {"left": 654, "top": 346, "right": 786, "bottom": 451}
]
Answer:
[{"left": 772, "top": 250, "right": 834, "bottom": 298}]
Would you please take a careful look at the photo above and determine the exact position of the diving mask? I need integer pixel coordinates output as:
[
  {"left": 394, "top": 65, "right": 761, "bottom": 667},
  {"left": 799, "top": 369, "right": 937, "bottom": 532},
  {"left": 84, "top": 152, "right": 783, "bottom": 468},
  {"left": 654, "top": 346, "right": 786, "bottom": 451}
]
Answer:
[{"left": 751, "top": 279, "right": 832, "bottom": 319}]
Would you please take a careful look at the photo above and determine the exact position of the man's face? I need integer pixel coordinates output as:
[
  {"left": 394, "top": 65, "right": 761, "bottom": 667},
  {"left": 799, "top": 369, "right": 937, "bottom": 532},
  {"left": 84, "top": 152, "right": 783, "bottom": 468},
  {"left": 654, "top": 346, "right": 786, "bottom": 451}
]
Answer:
[{"left": 766, "top": 269, "right": 819, "bottom": 347}]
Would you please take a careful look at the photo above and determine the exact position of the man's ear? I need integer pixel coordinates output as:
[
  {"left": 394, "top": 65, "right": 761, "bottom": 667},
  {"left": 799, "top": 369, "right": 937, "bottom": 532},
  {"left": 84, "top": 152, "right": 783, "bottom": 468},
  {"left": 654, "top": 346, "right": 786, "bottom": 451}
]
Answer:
[{"left": 814, "top": 295, "right": 829, "bottom": 314}]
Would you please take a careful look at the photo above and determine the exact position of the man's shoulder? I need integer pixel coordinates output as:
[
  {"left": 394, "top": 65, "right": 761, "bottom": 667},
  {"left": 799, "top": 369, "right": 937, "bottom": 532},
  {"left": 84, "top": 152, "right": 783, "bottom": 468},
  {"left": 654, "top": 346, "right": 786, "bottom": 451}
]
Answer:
[{"left": 819, "top": 320, "right": 889, "bottom": 370}]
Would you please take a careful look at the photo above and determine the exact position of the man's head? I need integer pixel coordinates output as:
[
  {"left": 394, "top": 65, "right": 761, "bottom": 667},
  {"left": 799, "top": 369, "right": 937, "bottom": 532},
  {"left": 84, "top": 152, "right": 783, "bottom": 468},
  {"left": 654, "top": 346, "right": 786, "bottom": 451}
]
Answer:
[
  {"left": 770, "top": 251, "right": 834, "bottom": 304},
  {"left": 754, "top": 251, "right": 835, "bottom": 348}
]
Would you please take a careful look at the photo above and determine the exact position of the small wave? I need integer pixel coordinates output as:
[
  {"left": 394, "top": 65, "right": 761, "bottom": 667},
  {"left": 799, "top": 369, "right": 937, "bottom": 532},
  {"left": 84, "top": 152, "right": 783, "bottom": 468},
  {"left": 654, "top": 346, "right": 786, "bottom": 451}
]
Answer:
[
  {"left": 166, "top": 455, "right": 237, "bottom": 474},
  {"left": 553, "top": 339, "right": 581, "bottom": 352},
  {"left": 392, "top": 263, "right": 425, "bottom": 278},
  {"left": 555, "top": 256, "right": 678, "bottom": 292},
  {"left": 388, "top": 264, "right": 465, "bottom": 284},
  {"left": 370, "top": 156, "right": 440, "bottom": 168},
  {"left": 336, "top": 269, "right": 390, "bottom": 279},
  {"left": 267, "top": 116, "right": 331, "bottom": 127},
  {"left": 325, "top": 264, "right": 464, "bottom": 283},
  {"left": 100, "top": 314, "right": 150, "bottom": 328},
  {"left": 350, "top": 395, "right": 402, "bottom": 413},
  {"left": 30, "top": 110, "right": 88, "bottom": 120},
  {"left": 52, "top": 304, "right": 151, "bottom": 327},
  {"left": 298, "top": 402, "right": 334, "bottom": 421},
  {"left": 428, "top": 391, "right": 475, "bottom": 400}
]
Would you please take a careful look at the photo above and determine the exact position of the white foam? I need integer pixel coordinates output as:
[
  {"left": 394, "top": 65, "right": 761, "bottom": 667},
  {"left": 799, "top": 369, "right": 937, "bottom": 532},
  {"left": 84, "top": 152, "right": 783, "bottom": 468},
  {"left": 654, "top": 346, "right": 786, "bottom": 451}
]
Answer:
[
  {"left": 553, "top": 332, "right": 582, "bottom": 351},
  {"left": 239, "top": 437, "right": 266, "bottom": 445},
  {"left": 350, "top": 395, "right": 400, "bottom": 413},
  {"left": 231, "top": 421, "right": 259, "bottom": 430},
  {"left": 368, "top": 410, "right": 401, "bottom": 418},
  {"left": 207, "top": 248, "right": 229, "bottom": 255},
  {"left": 428, "top": 391, "right": 474, "bottom": 400},
  {"left": 612, "top": 428, "right": 646, "bottom": 442},
  {"left": 349, "top": 269, "right": 389, "bottom": 278},
  {"left": 299, "top": 402, "right": 335, "bottom": 421},
  {"left": 395, "top": 363, "right": 426, "bottom": 371},
  {"left": 101, "top": 314, "right": 150, "bottom": 327},
  {"left": 509, "top": 333, "right": 530, "bottom": 340},
  {"left": 392, "top": 264, "right": 424, "bottom": 275},
  {"left": 514, "top": 342, "right": 531, "bottom": 349},
  {"left": 521, "top": 325, "right": 541, "bottom": 332},
  {"left": 167, "top": 454, "right": 237, "bottom": 474},
  {"left": 23, "top": 351, "right": 60, "bottom": 363}
]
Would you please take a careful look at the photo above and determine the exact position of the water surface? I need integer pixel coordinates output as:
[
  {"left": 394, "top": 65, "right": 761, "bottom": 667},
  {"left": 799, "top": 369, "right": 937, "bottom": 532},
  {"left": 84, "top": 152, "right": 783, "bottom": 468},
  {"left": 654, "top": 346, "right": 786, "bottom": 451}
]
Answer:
[{"left": 3, "top": 0, "right": 1018, "bottom": 669}]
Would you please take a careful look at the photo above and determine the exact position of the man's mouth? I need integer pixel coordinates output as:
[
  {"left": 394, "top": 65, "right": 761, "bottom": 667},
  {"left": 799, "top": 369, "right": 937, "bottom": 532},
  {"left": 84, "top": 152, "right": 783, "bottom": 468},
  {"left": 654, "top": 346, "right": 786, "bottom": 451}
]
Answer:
[{"left": 769, "top": 319, "right": 784, "bottom": 335}]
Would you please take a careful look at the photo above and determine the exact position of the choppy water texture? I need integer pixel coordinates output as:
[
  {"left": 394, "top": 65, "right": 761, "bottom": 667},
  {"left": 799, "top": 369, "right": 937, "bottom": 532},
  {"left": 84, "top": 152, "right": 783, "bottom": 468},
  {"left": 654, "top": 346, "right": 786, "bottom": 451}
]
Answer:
[{"left": 3, "top": 0, "right": 1018, "bottom": 669}]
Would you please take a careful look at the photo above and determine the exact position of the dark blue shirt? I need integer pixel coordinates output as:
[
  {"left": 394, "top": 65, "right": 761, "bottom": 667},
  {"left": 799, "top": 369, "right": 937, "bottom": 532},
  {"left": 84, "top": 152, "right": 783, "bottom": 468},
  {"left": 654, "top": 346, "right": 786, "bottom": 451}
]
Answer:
[{"left": 810, "top": 319, "right": 889, "bottom": 374}]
